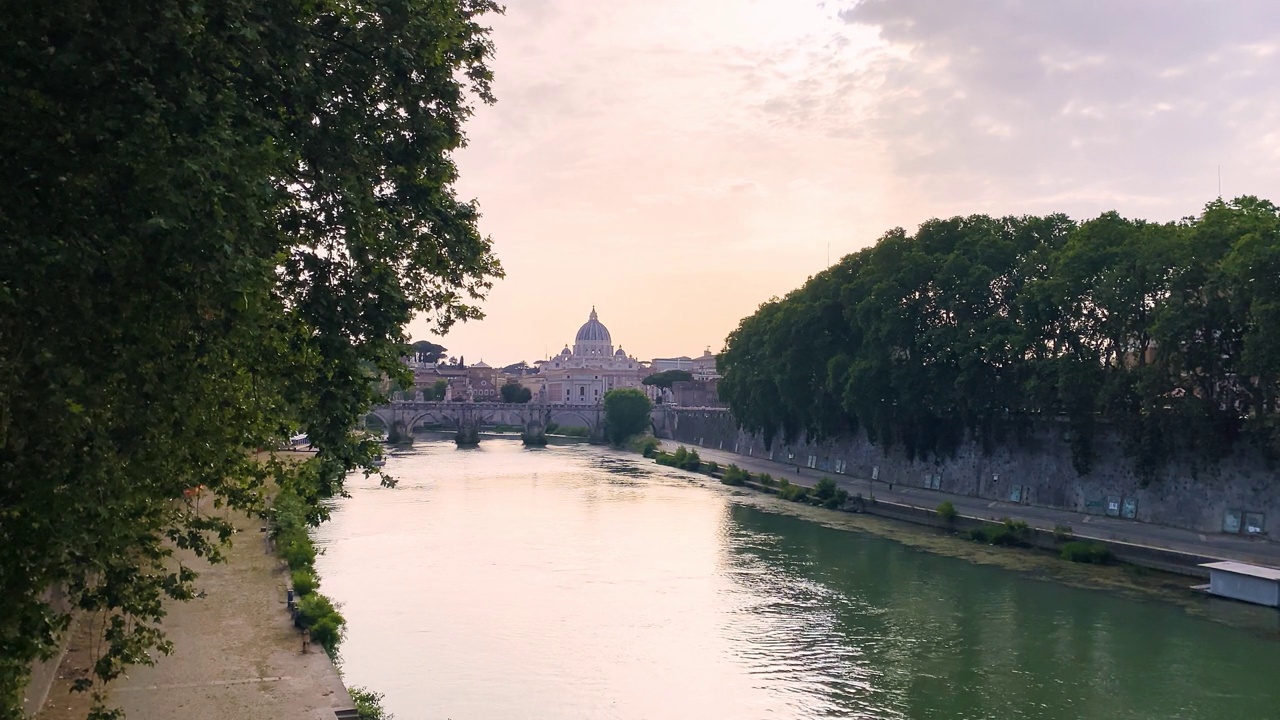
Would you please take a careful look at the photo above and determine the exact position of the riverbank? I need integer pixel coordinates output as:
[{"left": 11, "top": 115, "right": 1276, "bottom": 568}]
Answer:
[
  {"left": 656, "top": 440, "right": 1280, "bottom": 577},
  {"left": 34, "top": 501, "right": 355, "bottom": 720}
]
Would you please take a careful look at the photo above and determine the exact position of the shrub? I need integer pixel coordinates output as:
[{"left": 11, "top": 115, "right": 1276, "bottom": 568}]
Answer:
[
  {"left": 778, "top": 483, "right": 810, "bottom": 502},
  {"left": 297, "top": 592, "right": 346, "bottom": 658},
  {"left": 814, "top": 478, "right": 838, "bottom": 501},
  {"left": 309, "top": 614, "right": 345, "bottom": 658},
  {"left": 721, "top": 464, "right": 751, "bottom": 486},
  {"left": 557, "top": 426, "right": 590, "bottom": 437},
  {"left": 631, "top": 436, "right": 661, "bottom": 458},
  {"left": 350, "top": 687, "right": 394, "bottom": 720},
  {"left": 703, "top": 461, "right": 720, "bottom": 475},
  {"left": 291, "top": 570, "right": 319, "bottom": 596},
  {"left": 1061, "top": 541, "right": 1113, "bottom": 564},
  {"left": 967, "top": 518, "right": 1031, "bottom": 546},
  {"left": 757, "top": 473, "right": 776, "bottom": 487},
  {"left": 665, "top": 445, "right": 702, "bottom": 471},
  {"left": 278, "top": 528, "right": 317, "bottom": 572},
  {"left": 936, "top": 501, "right": 958, "bottom": 522},
  {"left": 822, "top": 488, "right": 849, "bottom": 509}
]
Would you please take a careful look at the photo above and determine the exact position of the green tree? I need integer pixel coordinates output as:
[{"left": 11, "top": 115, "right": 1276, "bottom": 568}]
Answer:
[
  {"left": 603, "top": 388, "right": 653, "bottom": 445},
  {"left": 717, "top": 198, "right": 1280, "bottom": 477},
  {"left": 500, "top": 383, "right": 533, "bottom": 403},
  {"left": 410, "top": 340, "right": 448, "bottom": 364},
  {"left": 431, "top": 378, "right": 451, "bottom": 401},
  {"left": 642, "top": 369, "right": 693, "bottom": 389},
  {"left": 0, "top": 0, "right": 502, "bottom": 714}
]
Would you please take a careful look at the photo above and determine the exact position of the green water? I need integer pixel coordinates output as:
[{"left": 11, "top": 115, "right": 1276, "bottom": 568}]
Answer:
[{"left": 314, "top": 440, "right": 1279, "bottom": 719}]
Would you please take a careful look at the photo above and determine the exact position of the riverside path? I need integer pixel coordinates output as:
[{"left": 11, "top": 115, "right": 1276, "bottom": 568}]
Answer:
[{"left": 659, "top": 440, "right": 1280, "bottom": 569}]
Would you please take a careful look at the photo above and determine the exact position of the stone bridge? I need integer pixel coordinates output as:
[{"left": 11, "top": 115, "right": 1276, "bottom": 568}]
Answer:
[{"left": 368, "top": 399, "right": 607, "bottom": 446}]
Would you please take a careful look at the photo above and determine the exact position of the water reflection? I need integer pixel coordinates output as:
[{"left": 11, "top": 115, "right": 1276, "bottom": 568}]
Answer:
[
  {"left": 314, "top": 440, "right": 1280, "bottom": 720},
  {"left": 718, "top": 504, "right": 1280, "bottom": 719}
]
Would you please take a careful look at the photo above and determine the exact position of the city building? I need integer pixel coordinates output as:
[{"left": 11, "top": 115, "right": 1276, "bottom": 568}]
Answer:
[{"left": 540, "top": 308, "right": 647, "bottom": 405}]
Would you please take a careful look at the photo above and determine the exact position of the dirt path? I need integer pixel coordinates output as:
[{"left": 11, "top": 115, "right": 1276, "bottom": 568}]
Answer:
[{"left": 36, "top": 506, "right": 353, "bottom": 720}]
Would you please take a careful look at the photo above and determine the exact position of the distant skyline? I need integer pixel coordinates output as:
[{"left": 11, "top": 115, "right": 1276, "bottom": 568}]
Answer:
[{"left": 408, "top": 0, "right": 1280, "bottom": 365}]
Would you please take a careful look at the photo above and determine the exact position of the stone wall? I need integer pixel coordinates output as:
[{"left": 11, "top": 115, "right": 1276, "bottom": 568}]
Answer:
[{"left": 657, "top": 407, "right": 1279, "bottom": 538}]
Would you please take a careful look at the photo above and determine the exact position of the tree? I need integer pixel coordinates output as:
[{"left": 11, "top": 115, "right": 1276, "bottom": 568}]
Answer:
[
  {"left": 717, "top": 199, "right": 1280, "bottom": 476},
  {"left": 500, "top": 383, "right": 532, "bottom": 403},
  {"left": 0, "top": 1, "right": 502, "bottom": 715},
  {"left": 642, "top": 369, "right": 693, "bottom": 390},
  {"left": 431, "top": 379, "right": 451, "bottom": 401},
  {"left": 410, "top": 340, "right": 448, "bottom": 364},
  {"left": 603, "top": 388, "right": 653, "bottom": 445}
]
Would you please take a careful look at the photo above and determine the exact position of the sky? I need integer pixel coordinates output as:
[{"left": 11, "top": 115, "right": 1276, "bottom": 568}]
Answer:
[{"left": 408, "top": 0, "right": 1280, "bottom": 366}]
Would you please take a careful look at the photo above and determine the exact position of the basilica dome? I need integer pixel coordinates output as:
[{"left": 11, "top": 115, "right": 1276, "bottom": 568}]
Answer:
[{"left": 572, "top": 307, "right": 614, "bottom": 357}]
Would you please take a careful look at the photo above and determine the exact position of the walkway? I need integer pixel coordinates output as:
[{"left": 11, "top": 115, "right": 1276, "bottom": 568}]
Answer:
[
  {"left": 36, "top": 504, "right": 352, "bottom": 720},
  {"left": 659, "top": 440, "right": 1280, "bottom": 568}
]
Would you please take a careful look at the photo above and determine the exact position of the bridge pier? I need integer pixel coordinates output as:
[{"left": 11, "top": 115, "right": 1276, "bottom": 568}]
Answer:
[
  {"left": 522, "top": 419, "right": 547, "bottom": 447},
  {"left": 455, "top": 426, "right": 480, "bottom": 447},
  {"left": 388, "top": 419, "right": 414, "bottom": 445}
]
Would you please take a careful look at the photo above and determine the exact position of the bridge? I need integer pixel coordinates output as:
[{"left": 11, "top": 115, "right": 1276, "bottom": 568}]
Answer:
[{"left": 368, "top": 399, "right": 607, "bottom": 445}]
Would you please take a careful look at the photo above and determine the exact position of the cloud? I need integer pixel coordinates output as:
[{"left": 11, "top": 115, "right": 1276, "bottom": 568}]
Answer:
[{"left": 822, "top": 0, "right": 1280, "bottom": 215}]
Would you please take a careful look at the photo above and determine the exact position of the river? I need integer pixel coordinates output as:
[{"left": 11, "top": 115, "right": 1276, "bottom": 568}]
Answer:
[{"left": 313, "top": 439, "right": 1280, "bottom": 719}]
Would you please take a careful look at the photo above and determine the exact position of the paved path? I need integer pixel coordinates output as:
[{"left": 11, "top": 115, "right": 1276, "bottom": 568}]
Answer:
[
  {"left": 37, "top": 505, "right": 353, "bottom": 720},
  {"left": 660, "top": 440, "right": 1280, "bottom": 568}
]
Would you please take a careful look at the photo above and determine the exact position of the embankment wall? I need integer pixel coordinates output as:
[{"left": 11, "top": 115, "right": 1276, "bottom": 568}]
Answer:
[{"left": 657, "top": 407, "right": 1279, "bottom": 539}]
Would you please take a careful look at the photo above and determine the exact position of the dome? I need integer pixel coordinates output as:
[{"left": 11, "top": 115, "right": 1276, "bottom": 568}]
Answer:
[
  {"left": 559, "top": 345, "right": 571, "bottom": 356},
  {"left": 615, "top": 348, "right": 626, "bottom": 357},
  {"left": 572, "top": 307, "right": 615, "bottom": 358},
  {"left": 574, "top": 307, "right": 611, "bottom": 345}
]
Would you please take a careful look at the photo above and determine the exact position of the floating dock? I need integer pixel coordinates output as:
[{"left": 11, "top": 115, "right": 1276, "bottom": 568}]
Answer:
[{"left": 1199, "top": 561, "right": 1280, "bottom": 607}]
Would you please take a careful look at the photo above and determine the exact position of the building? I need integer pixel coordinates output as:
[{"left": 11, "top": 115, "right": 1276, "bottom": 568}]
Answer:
[
  {"left": 651, "top": 356, "right": 694, "bottom": 372},
  {"left": 466, "top": 361, "right": 499, "bottom": 402},
  {"left": 541, "top": 308, "right": 647, "bottom": 405}
]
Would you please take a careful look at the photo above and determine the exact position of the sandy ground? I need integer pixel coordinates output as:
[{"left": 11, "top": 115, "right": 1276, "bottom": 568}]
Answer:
[{"left": 36, "top": 503, "right": 353, "bottom": 720}]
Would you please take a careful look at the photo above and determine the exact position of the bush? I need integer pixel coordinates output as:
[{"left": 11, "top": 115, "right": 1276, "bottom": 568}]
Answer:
[
  {"left": 703, "top": 461, "right": 720, "bottom": 476},
  {"left": 721, "top": 464, "right": 751, "bottom": 486},
  {"left": 814, "top": 478, "right": 839, "bottom": 501},
  {"left": 631, "top": 436, "right": 661, "bottom": 458},
  {"left": 778, "top": 483, "right": 810, "bottom": 502},
  {"left": 665, "top": 446, "right": 701, "bottom": 471},
  {"left": 822, "top": 488, "right": 849, "bottom": 509},
  {"left": 936, "top": 501, "right": 958, "bottom": 522},
  {"left": 350, "top": 687, "right": 394, "bottom": 720},
  {"left": 812, "top": 478, "right": 847, "bottom": 508},
  {"left": 556, "top": 426, "right": 590, "bottom": 437},
  {"left": 309, "top": 614, "right": 345, "bottom": 658},
  {"left": 278, "top": 528, "right": 316, "bottom": 572},
  {"left": 1053, "top": 524, "right": 1074, "bottom": 542},
  {"left": 291, "top": 570, "right": 319, "bottom": 596},
  {"left": 1061, "top": 541, "right": 1113, "bottom": 564},
  {"left": 297, "top": 592, "right": 346, "bottom": 658},
  {"left": 757, "top": 473, "right": 776, "bottom": 487},
  {"left": 967, "top": 518, "right": 1031, "bottom": 546}
]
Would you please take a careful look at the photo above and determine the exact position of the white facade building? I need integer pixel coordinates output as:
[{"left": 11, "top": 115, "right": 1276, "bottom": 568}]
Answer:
[{"left": 541, "top": 308, "right": 647, "bottom": 405}]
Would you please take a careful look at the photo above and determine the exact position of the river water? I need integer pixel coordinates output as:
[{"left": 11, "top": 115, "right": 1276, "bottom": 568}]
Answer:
[{"left": 313, "top": 439, "right": 1280, "bottom": 719}]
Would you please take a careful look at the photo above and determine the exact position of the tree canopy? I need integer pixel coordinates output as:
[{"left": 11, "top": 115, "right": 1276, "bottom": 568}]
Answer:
[
  {"left": 642, "top": 370, "right": 694, "bottom": 389},
  {"left": 603, "top": 388, "right": 653, "bottom": 445},
  {"left": 0, "top": 0, "right": 501, "bottom": 714},
  {"left": 410, "top": 341, "right": 449, "bottom": 364},
  {"left": 717, "top": 198, "right": 1280, "bottom": 477},
  {"left": 500, "top": 383, "right": 533, "bottom": 403}
]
